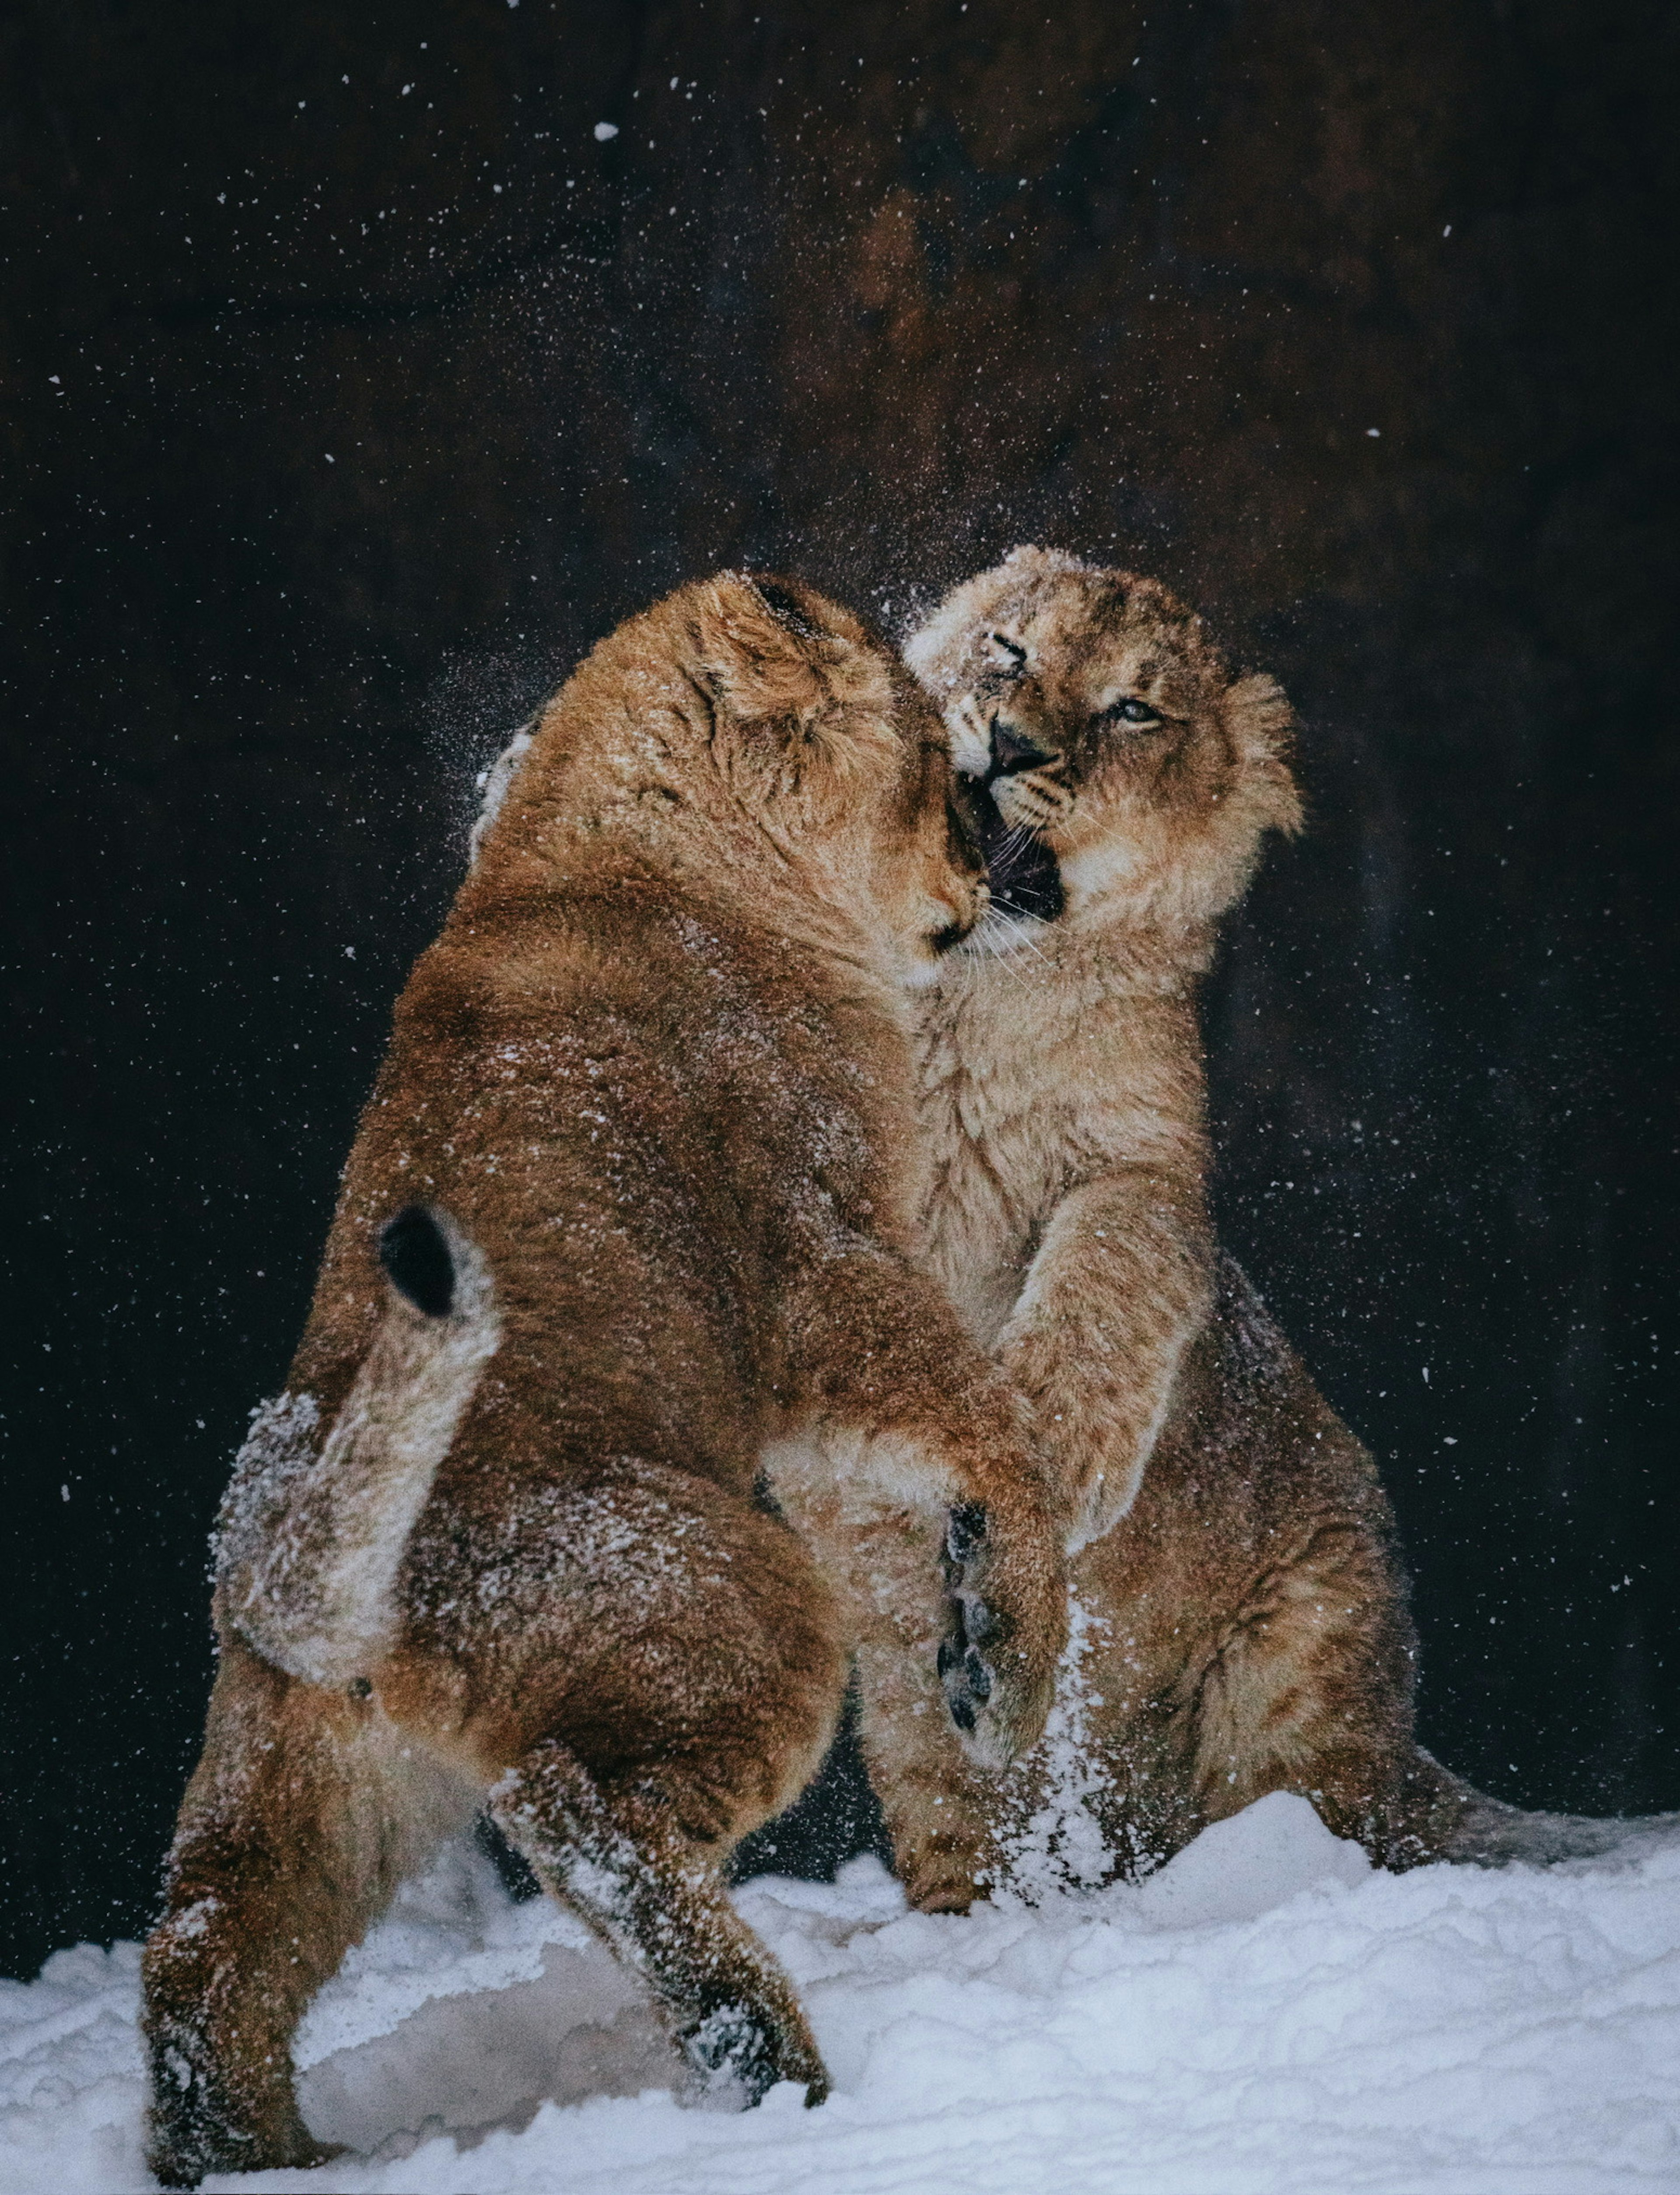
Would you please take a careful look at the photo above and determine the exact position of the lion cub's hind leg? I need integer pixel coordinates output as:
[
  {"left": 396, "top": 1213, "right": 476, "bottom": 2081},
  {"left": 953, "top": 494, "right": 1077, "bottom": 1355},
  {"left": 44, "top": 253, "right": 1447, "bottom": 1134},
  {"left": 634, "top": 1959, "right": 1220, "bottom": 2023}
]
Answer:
[
  {"left": 143, "top": 1637, "right": 474, "bottom": 2187},
  {"left": 1187, "top": 1515, "right": 1430, "bottom": 1865},
  {"left": 492, "top": 1742, "right": 829, "bottom": 2107},
  {"left": 450, "top": 1467, "right": 847, "bottom": 2110}
]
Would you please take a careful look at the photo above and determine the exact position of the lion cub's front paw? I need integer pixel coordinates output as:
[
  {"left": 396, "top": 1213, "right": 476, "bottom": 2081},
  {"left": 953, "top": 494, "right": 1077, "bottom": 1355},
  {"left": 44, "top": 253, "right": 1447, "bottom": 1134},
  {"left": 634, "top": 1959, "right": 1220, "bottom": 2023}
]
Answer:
[
  {"left": 938, "top": 1499, "right": 1063, "bottom": 1768},
  {"left": 993, "top": 767, "right": 1073, "bottom": 835}
]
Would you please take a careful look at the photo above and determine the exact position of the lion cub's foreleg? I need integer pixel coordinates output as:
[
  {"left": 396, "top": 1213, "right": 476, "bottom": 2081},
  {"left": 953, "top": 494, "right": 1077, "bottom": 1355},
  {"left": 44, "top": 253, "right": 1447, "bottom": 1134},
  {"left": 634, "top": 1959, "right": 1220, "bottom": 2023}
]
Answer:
[
  {"left": 143, "top": 1637, "right": 472, "bottom": 2187},
  {"left": 772, "top": 1238, "right": 1067, "bottom": 1774},
  {"left": 997, "top": 1166, "right": 1213, "bottom": 1549},
  {"left": 766, "top": 1240, "right": 1068, "bottom": 1911},
  {"left": 765, "top": 1466, "right": 1001, "bottom": 1911},
  {"left": 837, "top": 1161, "right": 1211, "bottom": 1907}
]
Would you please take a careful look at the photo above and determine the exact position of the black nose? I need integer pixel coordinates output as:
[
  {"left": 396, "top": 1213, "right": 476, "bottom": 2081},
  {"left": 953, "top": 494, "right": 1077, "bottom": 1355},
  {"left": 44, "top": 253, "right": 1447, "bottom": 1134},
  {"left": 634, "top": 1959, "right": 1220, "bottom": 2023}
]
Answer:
[{"left": 990, "top": 721, "right": 1054, "bottom": 775}]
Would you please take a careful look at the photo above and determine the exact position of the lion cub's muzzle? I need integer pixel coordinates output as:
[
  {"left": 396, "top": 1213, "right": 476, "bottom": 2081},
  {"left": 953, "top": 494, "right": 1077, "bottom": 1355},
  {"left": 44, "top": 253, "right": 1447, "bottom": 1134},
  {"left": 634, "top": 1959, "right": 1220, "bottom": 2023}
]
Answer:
[
  {"left": 955, "top": 736, "right": 1067, "bottom": 928},
  {"left": 988, "top": 719, "right": 1059, "bottom": 778}
]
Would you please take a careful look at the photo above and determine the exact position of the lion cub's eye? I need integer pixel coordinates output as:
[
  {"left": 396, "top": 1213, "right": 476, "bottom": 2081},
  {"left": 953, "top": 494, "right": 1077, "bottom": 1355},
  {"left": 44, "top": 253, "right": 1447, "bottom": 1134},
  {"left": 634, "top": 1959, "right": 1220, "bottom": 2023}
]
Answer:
[
  {"left": 985, "top": 632, "right": 1027, "bottom": 675},
  {"left": 1099, "top": 696, "right": 1160, "bottom": 727}
]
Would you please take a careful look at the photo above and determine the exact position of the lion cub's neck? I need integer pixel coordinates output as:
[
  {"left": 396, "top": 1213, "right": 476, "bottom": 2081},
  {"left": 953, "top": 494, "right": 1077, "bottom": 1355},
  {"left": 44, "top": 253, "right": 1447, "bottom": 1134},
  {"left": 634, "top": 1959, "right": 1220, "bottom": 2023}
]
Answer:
[
  {"left": 912, "top": 905, "right": 1214, "bottom": 1346},
  {"left": 462, "top": 706, "right": 909, "bottom": 1021}
]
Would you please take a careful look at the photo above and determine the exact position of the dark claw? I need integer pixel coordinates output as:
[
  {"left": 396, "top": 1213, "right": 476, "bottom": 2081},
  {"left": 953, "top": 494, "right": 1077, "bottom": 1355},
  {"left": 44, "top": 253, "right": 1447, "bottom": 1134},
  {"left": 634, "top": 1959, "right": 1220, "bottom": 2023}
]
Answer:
[
  {"left": 937, "top": 1637, "right": 962, "bottom": 1677},
  {"left": 946, "top": 1502, "right": 988, "bottom": 1564},
  {"left": 963, "top": 1647, "right": 992, "bottom": 1701},
  {"left": 948, "top": 1694, "right": 977, "bottom": 1733}
]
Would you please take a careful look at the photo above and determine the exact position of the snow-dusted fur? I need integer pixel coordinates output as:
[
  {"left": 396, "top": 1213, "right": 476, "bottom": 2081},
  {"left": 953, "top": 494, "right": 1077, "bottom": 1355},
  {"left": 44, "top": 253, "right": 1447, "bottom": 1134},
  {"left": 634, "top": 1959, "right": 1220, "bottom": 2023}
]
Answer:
[
  {"left": 467, "top": 717, "right": 536, "bottom": 867},
  {"left": 142, "top": 573, "right": 1066, "bottom": 2187},
  {"left": 217, "top": 1212, "right": 500, "bottom": 1688},
  {"left": 886, "top": 547, "right": 1672, "bottom": 1905}
]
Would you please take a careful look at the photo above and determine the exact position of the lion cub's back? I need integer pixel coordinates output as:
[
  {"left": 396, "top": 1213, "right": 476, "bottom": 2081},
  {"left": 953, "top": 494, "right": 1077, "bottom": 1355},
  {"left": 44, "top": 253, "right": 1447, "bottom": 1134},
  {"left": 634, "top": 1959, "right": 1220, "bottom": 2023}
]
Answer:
[{"left": 287, "top": 893, "right": 780, "bottom": 1445}]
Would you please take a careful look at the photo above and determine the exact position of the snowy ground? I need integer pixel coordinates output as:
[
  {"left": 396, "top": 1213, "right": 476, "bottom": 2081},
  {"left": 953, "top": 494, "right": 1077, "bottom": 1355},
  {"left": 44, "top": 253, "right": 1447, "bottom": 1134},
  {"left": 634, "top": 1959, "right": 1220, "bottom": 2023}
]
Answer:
[{"left": 4, "top": 1792, "right": 1677, "bottom": 2195}]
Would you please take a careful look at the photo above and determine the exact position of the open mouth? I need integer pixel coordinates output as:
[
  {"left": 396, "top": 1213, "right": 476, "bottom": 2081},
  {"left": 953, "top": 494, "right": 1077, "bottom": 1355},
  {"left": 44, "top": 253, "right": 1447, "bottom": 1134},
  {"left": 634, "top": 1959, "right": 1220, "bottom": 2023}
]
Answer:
[{"left": 960, "top": 777, "right": 1065, "bottom": 925}]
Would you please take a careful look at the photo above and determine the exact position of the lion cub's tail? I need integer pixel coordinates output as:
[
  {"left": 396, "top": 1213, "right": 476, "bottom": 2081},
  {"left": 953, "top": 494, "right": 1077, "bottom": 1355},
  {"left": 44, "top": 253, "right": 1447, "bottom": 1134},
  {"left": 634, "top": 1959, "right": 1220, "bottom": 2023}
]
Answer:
[
  {"left": 1421, "top": 1750, "right": 1680, "bottom": 1867},
  {"left": 216, "top": 1206, "right": 501, "bottom": 1687}
]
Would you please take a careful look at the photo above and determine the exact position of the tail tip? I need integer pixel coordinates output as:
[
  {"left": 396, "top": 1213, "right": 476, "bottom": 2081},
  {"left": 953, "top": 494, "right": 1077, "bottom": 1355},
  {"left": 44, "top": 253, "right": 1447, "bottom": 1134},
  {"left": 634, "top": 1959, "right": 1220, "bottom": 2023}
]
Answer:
[{"left": 378, "top": 1204, "right": 456, "bottom": 1318}]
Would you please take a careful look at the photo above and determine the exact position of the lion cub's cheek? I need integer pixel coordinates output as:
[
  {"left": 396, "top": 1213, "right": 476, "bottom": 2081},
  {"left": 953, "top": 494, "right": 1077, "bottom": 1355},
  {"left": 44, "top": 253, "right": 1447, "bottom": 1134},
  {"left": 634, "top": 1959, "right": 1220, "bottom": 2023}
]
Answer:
[
  {"left": 1057, "top": 828, "right": 1149, "bottom": 905},
  {"left": 943, "top": 693, "right": 994, "bottom": 778},
  {"left": 991, "top": 770, "right": 1074, "bottom": 837}
]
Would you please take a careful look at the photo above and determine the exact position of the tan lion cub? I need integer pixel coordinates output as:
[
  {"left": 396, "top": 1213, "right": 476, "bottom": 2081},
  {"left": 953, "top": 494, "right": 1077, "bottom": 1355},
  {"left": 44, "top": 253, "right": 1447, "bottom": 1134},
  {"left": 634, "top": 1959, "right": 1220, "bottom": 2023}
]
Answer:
[
  {"left": 880, "top": 546, "right": 1628, "bottom": 1907},
  {"left": 143, "top": 573, "right": 1065, "bottom": 2186}
]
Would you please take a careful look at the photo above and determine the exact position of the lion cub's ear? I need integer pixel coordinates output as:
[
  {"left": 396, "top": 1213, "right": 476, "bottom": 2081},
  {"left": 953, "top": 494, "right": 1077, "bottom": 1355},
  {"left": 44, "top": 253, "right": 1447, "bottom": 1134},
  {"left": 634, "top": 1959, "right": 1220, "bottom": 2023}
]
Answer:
[
  {"left": 750, "top": 576, "right": 829, "bottom": 643},
  {"left": 1225, "top": 670, "right": 1304, "bottom": 837},
  {"left": 690, "top": 571, "right": 891, "bottom": 745}
]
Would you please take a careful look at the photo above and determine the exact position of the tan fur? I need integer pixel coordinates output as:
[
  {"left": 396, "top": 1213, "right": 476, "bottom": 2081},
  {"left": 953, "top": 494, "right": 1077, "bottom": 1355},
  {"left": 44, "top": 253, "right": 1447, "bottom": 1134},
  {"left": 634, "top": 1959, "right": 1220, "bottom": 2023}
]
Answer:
[
  {"left": 143, "top": 572, "right": 1065, "bottom": 2185},
  {"left": 876, "top": 547, "right": 1476, "bottom": 1905}
]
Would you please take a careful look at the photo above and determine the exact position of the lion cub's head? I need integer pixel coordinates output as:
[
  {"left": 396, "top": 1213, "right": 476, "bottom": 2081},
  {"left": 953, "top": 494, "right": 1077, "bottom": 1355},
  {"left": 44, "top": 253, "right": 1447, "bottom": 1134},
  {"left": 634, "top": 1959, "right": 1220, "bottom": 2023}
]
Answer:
[
  {"left": 905, "top": 547, "right": 1301, "bottom": 935},
  {"left": 472, "top": 572, "right": 989, "bottom": 987}
]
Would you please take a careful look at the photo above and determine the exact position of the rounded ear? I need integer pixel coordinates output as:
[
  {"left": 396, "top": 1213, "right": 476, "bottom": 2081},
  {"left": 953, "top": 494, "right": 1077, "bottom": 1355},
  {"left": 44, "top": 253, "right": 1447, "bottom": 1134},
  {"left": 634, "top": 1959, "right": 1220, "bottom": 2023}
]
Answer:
[
  {"left": 750, "top": 576, "right": 827, "bottom": 643},
  {"left": 691, "top": 572, "right": 889, "bottom": 737},
  {"left": 693, "top": 573, "right": 838, "bottom": 709},
  {"left": 1226, "top": 670, "right": 1304, "bottom": 836}
]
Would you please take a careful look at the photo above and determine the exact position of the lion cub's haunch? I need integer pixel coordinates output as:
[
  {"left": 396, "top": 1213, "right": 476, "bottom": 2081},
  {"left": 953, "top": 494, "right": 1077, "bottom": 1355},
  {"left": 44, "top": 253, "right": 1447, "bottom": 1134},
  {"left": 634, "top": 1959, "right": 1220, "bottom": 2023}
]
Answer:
[
  {"left": 142, "top": 573, "right": 1066, "bottom": 2186},
  {"left": 886, "top": 547, "right": 1509, "bottom": 1902}
]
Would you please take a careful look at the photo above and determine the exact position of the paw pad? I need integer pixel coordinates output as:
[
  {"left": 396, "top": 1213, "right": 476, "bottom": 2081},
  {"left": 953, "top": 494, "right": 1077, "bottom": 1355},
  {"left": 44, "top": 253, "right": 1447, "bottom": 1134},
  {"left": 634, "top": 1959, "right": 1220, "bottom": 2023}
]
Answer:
[
  {"left": 945, "top": 1501, "right": 987, "bottom": 1565},
  {"left": 940, "top": 1504, "right": 1006, "bottom": 1736}
]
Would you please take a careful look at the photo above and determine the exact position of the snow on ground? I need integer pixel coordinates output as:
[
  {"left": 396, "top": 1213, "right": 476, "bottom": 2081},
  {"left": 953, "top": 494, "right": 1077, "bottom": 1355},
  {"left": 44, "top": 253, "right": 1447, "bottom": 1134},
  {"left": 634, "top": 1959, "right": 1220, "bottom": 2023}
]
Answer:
[{"left": 4, "top": 1792, "right": 1677, "bottom": 2195}]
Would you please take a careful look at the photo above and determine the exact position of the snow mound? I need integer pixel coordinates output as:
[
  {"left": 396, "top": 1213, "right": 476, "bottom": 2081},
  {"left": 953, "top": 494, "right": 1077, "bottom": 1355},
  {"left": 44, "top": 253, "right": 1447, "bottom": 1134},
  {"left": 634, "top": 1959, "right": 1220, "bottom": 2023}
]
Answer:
[
  {"left": 3, "top": 1794, "right": 1677, "bottom": 2194},
  {"left": 1131, "top": 1787, "right": 1372, "bottom": 1927}
]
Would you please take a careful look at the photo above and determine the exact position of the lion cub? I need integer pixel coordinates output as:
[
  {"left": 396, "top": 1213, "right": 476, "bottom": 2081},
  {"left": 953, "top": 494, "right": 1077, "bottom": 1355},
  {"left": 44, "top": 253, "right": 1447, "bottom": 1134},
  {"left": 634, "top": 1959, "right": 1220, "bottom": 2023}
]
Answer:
[
  {"left": 143, "top": 573, "right": 1065, "bottom": 2185},
  {"left": 884, "top": 546, "right": 1591, "bottom": 1906}
]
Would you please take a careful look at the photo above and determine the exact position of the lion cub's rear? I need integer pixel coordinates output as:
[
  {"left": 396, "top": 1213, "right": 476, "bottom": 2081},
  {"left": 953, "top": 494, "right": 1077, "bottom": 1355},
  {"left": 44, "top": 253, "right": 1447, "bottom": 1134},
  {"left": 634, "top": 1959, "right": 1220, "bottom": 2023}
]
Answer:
[
  {"left": 883, "top": 548, "right": 1492, "bottom": 1901},
  {"left": 142, "top": 573, "right": 1066, "bottom": 2185}
]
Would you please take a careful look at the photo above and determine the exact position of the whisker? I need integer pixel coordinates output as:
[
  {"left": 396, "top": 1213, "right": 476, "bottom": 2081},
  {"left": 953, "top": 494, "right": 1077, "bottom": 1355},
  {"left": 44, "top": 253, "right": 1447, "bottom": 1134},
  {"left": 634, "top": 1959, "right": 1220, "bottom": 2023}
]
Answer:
[
  {"left": 1011, "top": 925, "right": 1056, "bottom": 968},
  {"left": 964, "top": 912, "right": 1030, "bottom": 982},
  {"left": 993, "top": 915, "right": 1055, "bottom": 968},
  {"left": 982, "top": 930, "right": 1031, "bottom": 984},
  {"left": 965, "top": 907, "right": 1052, "bottom": 978}
]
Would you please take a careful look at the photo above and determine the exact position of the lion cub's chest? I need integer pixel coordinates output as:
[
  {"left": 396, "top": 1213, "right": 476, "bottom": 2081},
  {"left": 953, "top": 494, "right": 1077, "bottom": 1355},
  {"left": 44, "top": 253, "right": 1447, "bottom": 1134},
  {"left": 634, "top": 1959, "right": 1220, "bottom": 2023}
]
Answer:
[{"left": 911, "top": 976, "right": 1088, "bottom": 1348}]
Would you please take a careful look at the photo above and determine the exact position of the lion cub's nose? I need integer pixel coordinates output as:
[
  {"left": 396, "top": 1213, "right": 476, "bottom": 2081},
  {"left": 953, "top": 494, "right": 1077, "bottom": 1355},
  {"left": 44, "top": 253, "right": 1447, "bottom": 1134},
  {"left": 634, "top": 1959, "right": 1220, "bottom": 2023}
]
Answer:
[{"left": 990, "top": 722, "right": 1054, "bottom": 776}]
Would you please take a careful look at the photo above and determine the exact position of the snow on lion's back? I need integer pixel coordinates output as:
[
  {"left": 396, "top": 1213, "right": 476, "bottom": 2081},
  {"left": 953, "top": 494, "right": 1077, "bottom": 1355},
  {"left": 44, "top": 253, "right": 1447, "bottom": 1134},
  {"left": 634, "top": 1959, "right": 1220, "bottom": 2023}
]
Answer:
[{"left": 3, "top": 1793, "right": 1676, "bottom": 2194}]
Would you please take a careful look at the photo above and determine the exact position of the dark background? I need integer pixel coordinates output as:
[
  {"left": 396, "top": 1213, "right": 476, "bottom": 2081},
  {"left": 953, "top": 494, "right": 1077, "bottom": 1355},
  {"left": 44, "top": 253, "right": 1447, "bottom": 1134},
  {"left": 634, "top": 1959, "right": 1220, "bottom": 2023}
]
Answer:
[{"left": 4, "top": 0, "right": 1677, "bottom": 1980}]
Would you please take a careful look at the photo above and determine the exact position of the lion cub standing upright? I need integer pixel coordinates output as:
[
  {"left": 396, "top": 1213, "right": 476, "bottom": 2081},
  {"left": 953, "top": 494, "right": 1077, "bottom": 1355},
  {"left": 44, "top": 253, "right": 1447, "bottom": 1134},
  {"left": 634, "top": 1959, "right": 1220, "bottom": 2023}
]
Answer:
[
  {"left": 143, "top": 573, "right": 1065, "bottom": 2186},
  {"left": 876, "top": 546, "right": 1592, "bottom": 1909}
]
